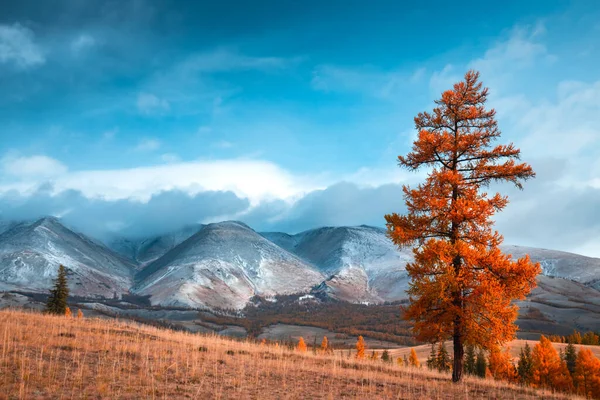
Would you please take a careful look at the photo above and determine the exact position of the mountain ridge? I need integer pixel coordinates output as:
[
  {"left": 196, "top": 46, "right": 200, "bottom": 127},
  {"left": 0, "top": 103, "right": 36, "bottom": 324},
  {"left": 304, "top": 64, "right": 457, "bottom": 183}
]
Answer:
[{"left": 0, "top": 216, "right": 599, "bottom": 312}]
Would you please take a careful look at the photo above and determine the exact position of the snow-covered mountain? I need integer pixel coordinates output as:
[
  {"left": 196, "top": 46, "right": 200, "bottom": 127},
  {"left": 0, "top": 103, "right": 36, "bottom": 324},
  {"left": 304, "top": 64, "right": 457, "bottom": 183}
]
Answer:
[
  {"left": 0, "top": 217, "right": 135, "bottom": 297},
  {"left": 0, "top": 216, "right": 598, "bottom": 311},
  {"left": 108, "top": 224, "right": 203, "bottom": 269},
  {"left": 264, "top": 226, "right": 600, "bottom": 303},
  {"left": 132, "top": 221, "right": 324, "bottom": 309},
  {"left": 500, "top": 245, "right": 600, "bottom": 291},
  {"left": 263, "top": 226, "right": 413, "bottom": 302}
]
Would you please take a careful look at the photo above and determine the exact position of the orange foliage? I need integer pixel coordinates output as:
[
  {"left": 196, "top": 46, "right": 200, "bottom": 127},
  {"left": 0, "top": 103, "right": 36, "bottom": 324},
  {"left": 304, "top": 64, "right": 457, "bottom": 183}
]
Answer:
[
  {"left": 297, "top": 337, "right": 307, "bottom": 353},
  {"left": 76, "top": 309, "right": 83, "bottom": 319},
  {"left": 355, "top": 336, "right": 365, "bottom": 359},
  {"left": 321, "top": 336, "right": 329, "bottom": 353},
  {"left": 488, "top": 347, "right": 516, "bottom": 382},
  {"left": 64, "top": 307, "right": 72, "bottom": 318},
  {"left": 574, "top": 348, "right": 600, "bottom": 398},
  {"left": 385, "top": 70, "right": 539, "bottom": 381},
  {"left": 409, "top": 348, "right": 420, "bottom": 368},
  {"left": 531, "top": 336, "right": 573, "bottom": 391}
]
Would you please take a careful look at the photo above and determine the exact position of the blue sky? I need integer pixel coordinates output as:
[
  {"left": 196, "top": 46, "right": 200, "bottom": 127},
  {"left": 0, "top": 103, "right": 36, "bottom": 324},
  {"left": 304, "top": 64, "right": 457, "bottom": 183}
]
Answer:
[{"left": 1, "top": 1, "right": 600, "bottom": 256}]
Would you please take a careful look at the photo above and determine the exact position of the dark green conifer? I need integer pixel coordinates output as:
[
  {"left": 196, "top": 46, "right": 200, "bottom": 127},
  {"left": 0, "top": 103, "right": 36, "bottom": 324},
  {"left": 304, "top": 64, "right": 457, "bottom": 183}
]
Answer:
[
  {"left": 46, "top": 264, "right": 69, "bottom": 315},
  {"left": 381, "top": 349, "right": 390, "bottom": 363},
  {"left": 464, "top": 344, "right": 476, "bottom": 375},
  {"left": 475, "top": 350, "right": 487, "bottom": 378},
  {"left": 517, "top": 343, "right": 533, "bottom": 384},
  {"left": 436, "top": 342, "right": 451, "bottom": 372},
  {"left": 564, "top": 341, "right": 577, "bottom": 377},
  {"left": 426, "top": 343, "right": 437, "bottom": 370}
]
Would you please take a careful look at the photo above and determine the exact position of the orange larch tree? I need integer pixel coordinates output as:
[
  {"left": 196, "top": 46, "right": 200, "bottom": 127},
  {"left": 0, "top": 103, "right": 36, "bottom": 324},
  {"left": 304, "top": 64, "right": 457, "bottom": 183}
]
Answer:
[
  {"left": 573, "top": 348, "right": 600, "bottom": 398},
  {"left": 488, "top": 346, "right": 517, "bottom": 382},
  {"left": 531, "top": 336, "right": 573, "bottom": 391},
  {"left": 297, "top": 337, "right": 307, "bottom": 353},
  {"left": 385, "top": 70, "right": 540, "bottom": 382},
  {"left": 356, "top": 336, "right": 365, "bottom": 359},
  {"left": 409, "top": 348, "right": 420, "bottom": 367},
  {"left": 320, "top": 336, "right": 329, "bottom": 353}
]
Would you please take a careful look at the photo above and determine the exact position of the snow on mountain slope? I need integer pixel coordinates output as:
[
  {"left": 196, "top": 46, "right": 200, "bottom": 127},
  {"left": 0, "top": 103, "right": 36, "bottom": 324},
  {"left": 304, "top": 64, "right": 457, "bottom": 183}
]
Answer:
[
  {"left": 0, "top": 217, "right": 135, "bottom": 297},
  {"left": 108, "top": 224, "right": 203, "bottom": 268},
  {"left": 264, "top": 226, "right": 413, "bottom": 302},
  {"left": 132, "top": 221, "right": 324, "bottom": 309},
  {"left": 265, "top": 227, "right": 600, "bottom": 304},
  {"left": 501, "top": 245, "right": 600, "bottom": 290}
]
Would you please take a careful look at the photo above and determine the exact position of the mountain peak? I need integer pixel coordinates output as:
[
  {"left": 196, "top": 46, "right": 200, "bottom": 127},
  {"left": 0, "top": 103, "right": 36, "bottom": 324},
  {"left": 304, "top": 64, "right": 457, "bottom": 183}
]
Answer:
[
  {"left": 32, "top": 216, "right": 63, "bottom": 229},
  {"left": 204, "top": 220, "right": 253, "bottom": 231}
]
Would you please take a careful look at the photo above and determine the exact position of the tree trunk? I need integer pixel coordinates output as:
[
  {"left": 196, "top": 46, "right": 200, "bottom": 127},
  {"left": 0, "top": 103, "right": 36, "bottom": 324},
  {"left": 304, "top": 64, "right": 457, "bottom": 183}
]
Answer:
[{"left": 452, "top": 318, "right": 464, "bottom": 382}]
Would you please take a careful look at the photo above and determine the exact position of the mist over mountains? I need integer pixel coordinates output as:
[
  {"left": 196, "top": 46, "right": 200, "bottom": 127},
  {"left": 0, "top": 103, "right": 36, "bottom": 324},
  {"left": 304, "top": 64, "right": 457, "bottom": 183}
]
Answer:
[{"left": 0, "top": 216, "right": 599, "bottom": 316}]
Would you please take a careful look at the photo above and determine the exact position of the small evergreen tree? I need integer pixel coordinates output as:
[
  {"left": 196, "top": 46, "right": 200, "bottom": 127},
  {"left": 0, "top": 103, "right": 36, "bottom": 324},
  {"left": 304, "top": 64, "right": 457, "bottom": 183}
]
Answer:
[
  {"left": 370, "top": 350, "right": 379, "bottom": 361},
  {"left": 381, "top": 349, "right": 390, "bottom": 363},
  {"left": 426, "top": 343, "right": 437, "bottom": 370},
  {"left": 436, "top": 342, "right": 451, "bottom": 372},
  {"left": 517, "top": 343, "right": 533, "bottom": 384},
  {"left": 564, "top": 342, "right": 577, "bottom": 377},
  {"left": 465, "top": 344, "right": 476, "bottom": 375},
  {"left": 46, "top": 264, "right": 69, "bottom": 315},
  {"left": 403, "top": 354, "right": 409, "bottom": 366},
  {"left": 476, "top": 350, "right": 487, "bottom": 378}
]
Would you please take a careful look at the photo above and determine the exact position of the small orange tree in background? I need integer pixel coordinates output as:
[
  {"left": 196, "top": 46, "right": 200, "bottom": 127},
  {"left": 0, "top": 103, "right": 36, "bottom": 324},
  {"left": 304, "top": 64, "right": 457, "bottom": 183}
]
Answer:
[
  {"left": 488, "top": 347, "right": 517, "bottom": 382},
  {"left": 355, "top": 336, "right": 365, "bottom": 359},
  {"left": 320, "top": 336, "right": 329, "bottom": 353},
  {"left": 386, "top": 70, "right": 540, "bottom": 382},
  {"left": 297, "top": 337, "right": 307, "bottom": 352},
  {"left": 409, "top": 348, "right": 420, "bottom": 367},
  {"left": 531, "top": 336, "right": 572, "bottom": 391},
  {"left": 574, "top": 348, "right": 600, "bottom": 398}
]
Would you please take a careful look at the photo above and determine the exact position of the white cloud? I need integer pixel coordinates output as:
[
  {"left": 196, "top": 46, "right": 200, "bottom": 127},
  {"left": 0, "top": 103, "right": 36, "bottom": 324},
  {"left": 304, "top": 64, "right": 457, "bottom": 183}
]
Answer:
[
  {"left": 180, "top": 48, "right": 302, "bottom": 73},
  {"left": 468, "top": 24, "right": 555, "bottom": 93},
  {"left": 136, "top": 92, "right": 170, "bottom": 115},
  {"left": 0, "top": 23, "right": 45, "bottom": 68},
  {"left": 311, "top": 64, "right": 413, "bottom": 99},
  {"left": 429, "top": 64, "right": 460, "bottom": 95},
  {"left": 509, "top": 80, "right": 600, "bottom": 161},
  {"left": 1, "top": 155, "right": 67, "bottom": 179},
  {"left": 160, "top": 153, "right": 180, "bottom": 163},
  {"left": 71, "top": 34, "right": 96, "bottom": 53},
  {"left": 212, "top": 140, "right": 233, "bottom": 149},
  {"left": 0, "top": 159, "right": 329, "bottom": 206},
  {"left": 135, "top": 138, "right": 161, "bottom": 152}
]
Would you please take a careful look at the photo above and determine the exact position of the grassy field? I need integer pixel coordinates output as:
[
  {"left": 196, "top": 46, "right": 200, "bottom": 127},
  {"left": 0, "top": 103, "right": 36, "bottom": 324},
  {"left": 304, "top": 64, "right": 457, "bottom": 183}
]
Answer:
[
  {"left": 0, "top": 309, "right": 583, "bottom": 399},
  {"left": 386, "top": 339, "right": 600, "bottom": 363}
]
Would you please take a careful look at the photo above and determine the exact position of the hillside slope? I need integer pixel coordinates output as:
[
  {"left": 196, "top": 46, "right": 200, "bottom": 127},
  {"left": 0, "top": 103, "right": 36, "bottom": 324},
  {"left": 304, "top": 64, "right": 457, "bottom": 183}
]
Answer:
[
  {"left": 0, "top": 217, "right": 135, "bottom": 297},
  {"left": 0, "top": 309, "right": 578, "bottom": 400},
  {"left": 132, "top": 221, "right": 324, "bottom": 309},
  {"left": 263, "top": 226, "right": 413, "bottom": 302}
]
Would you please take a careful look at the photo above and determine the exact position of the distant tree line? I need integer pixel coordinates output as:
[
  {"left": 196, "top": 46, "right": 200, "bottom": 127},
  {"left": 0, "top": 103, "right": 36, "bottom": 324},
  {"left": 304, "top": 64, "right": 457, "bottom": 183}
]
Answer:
[{"left": 548, "top": 331, "right": 600, "bottom": 346}]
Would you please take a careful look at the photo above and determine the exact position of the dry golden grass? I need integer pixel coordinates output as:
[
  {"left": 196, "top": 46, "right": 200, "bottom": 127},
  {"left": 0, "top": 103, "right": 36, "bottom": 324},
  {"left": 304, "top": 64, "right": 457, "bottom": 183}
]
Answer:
[
  {"left": 388, "top": 339, "right": 600, "bottom": 363},
  {"left": 0, "top": 309, "right": 581, "bottom": 399}
]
